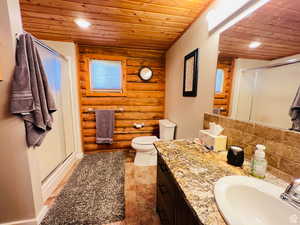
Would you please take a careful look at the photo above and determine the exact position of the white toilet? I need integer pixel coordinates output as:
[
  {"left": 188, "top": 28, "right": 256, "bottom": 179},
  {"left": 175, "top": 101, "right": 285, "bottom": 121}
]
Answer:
[{"left": 131, "top": 119, "right": 176, "bottom": 166}]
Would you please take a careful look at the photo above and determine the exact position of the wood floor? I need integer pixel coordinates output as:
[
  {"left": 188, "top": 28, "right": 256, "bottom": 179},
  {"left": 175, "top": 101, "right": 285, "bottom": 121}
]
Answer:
[{"left": 45, "top": 152, "right": 160, "bottom": 225}]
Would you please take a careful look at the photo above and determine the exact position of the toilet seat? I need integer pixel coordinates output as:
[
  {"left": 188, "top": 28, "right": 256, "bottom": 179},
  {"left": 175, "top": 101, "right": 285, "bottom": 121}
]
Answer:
[
  {"left": 131, "top": 119, "right": 176, "bottom": 166},
  {"left": 132, "top": 136, "right": 158, "bottom": 145},
  {"left": 131, "top": 136, "right": 158, "bottom": 166},
  {"left": 131, "top": 136, "right": 158, "bottom": 152}
]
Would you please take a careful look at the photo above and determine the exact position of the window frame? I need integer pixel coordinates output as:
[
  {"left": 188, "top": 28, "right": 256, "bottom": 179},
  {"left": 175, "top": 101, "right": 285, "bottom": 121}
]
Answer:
[
  {"left": 215, "top": 68, "right": 225, "bottom": 94},
  {"left": 214, "top": 67, "right": 226, "bottom": 99},
  {"left": 85, "top": 55, "right": 127, "bottom": 97}
]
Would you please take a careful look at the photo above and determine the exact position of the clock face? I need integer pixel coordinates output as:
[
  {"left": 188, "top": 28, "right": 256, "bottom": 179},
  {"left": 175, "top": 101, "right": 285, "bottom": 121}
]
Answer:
[{"left": 139, "top": 67, "right": 153, "bottom": 81}]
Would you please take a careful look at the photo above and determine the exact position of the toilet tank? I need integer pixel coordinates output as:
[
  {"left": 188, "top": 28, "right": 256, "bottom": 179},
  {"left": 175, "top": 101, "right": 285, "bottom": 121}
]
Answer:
[{"left": 159, "top": 119, "right": 176, "bottom": 140}]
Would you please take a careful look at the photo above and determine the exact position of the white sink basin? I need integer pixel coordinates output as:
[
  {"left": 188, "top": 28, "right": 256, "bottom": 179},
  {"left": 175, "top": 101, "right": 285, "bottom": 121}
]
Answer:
[{"left": 214, "top": 176, "right": 300, "bottom": 225}]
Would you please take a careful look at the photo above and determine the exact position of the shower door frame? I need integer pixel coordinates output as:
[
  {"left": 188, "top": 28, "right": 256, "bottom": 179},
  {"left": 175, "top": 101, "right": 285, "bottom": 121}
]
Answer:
[{"left": 34, "top": 39, "right": 79, "bottom": 202}]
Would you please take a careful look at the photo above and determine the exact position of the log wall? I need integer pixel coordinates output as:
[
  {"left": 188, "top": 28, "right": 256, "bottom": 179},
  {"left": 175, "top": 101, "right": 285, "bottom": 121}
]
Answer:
[{"left": 78, "top": 45, "right": 165, "bottom": 153}]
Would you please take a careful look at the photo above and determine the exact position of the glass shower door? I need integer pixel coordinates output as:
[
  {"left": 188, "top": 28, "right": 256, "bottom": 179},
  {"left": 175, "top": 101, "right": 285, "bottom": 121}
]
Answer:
[
  {"left": 235, "top": 69, "right": 257, "bottom": 121},
  {"left": 250, "top": 64, "right": 299, "bottom": 129},
  {"left": 235, "top": 63, "right": 300, "bottom": 129},
  {"left": 35, "top": 45, "right": 68, "bottom": 181}
]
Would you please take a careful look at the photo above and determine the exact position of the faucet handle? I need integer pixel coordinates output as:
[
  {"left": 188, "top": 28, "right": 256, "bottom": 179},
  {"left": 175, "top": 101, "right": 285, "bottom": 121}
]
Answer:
[
  {"left": 292, "top": 178, "right": 300, "bottom": 184},
  {"left": 282, "top": 178, "right": 300, "bottom": 197},
  {"left": 281, "top": 178, "right": 300, "bottom": 209},
  {"left": 289, "top": 178, "right": 300, "bottom": 203},
  {"left": 287, "top": 178, "right": 300, "bottom": 190}
]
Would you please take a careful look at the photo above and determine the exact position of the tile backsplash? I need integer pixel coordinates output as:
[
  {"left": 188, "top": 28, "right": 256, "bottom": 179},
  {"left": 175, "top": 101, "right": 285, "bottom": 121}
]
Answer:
[{"left": 204, "top": 113, "right": 300, "bottom": 180}]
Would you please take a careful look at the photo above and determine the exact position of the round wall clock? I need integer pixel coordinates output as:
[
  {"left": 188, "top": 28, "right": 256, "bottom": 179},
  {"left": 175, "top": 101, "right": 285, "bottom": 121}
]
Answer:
[{"left": 139, "top": 66, "right": 153, "bottom": 81}]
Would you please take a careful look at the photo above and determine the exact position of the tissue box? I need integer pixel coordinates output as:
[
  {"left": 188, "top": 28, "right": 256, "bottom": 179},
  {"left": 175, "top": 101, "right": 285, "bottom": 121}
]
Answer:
[{"left": 199, "top": 129, "right": 227, "bottom": 152}]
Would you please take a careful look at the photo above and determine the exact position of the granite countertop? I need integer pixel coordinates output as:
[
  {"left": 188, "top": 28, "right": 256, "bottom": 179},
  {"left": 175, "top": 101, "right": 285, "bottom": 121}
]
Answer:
[{"left": 154, "top": 139, "right": 288, "bottom": 225}]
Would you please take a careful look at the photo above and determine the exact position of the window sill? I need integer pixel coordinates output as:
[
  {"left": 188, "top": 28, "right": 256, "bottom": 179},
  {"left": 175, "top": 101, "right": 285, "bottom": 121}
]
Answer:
[
  {"left": 86, "top": 90, "right": 127, "bottom": 97},
  {"left": 215, "top": 93, "right": 226, "bottom": 98}
]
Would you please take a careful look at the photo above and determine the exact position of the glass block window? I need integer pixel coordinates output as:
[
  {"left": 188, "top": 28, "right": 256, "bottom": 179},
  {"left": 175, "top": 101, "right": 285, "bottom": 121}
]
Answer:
[
  {"left": 90, "top": 60, "right": 122, "bottom": 92},
  {"left": 215, "top": 69, "right": 224, "bottom": 93}
]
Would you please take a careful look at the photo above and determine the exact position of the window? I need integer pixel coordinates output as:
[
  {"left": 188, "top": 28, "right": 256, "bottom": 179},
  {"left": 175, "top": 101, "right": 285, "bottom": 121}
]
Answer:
[
  {"left": 91, "top": 60, "right": 122, "bottom": 91},
  {"left": 86, "top": 56, "right": 126, "bottom": 96},
  {"left": 215, "top": 69, "right": 224, "bottom": 93}
]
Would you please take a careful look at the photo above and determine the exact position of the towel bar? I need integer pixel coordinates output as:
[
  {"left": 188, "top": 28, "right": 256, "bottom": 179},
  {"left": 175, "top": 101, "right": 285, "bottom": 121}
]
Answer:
[{"left": 85, "top": 108, "right": 124, "bottom": 113}]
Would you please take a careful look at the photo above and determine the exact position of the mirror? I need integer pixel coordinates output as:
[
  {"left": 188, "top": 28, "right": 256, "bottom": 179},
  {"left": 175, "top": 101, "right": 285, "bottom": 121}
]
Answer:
[
  {"left": 213, "top": 0, "right": 300, "bottom": 131},
  {"left": 183, "top": 49, "right": 198, "bottom": 97}
]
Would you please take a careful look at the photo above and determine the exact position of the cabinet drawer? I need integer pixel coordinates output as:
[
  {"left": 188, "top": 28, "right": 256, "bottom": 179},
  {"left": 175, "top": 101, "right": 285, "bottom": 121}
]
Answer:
[{"left": 158, "top": 154, "right": 171, "bottom": 174}]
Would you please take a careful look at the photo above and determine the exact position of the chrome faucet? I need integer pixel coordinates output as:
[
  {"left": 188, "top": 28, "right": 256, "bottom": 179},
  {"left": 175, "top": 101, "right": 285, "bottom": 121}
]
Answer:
[{"left": 281, "top": 178, "right": 300, "bottom": 210}]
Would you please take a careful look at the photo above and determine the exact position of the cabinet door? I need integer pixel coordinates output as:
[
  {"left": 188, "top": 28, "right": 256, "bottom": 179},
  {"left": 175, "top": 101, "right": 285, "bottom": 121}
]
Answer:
[
  {"left": 157, "top": 156, "right": 176, "bottom": 225},
  {"left": 175, "top": 201, "right": 202, "bottom": 225},
  {"left": 175, "top": 189, "right": 203, "bottom": 225},
  {"left": 157, "top": 188, "right": 172, "bottom": 225},
  {"left": 157, "top": 154, "right": 203, "bottom": 225}
]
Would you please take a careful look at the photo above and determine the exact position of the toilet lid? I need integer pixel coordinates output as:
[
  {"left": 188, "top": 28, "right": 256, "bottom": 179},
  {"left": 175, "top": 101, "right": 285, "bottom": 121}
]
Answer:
[{"left": 132, "top": 136, "right": 158, "bottom": 145}]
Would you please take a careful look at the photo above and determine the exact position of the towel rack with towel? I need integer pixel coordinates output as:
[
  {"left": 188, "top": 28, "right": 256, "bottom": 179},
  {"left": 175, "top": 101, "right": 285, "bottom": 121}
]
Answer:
[{"left": 85, "top": 107, "right": 124, "bottom": 113}]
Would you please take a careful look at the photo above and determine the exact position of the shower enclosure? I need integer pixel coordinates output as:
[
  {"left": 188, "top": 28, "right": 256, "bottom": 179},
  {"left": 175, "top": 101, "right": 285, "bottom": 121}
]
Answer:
[
  {"left": 35, "top": 43, "right": 75, "bottom": 182},
  {"left": 234, "top": 60, "right": 300, "bottom": 130}
]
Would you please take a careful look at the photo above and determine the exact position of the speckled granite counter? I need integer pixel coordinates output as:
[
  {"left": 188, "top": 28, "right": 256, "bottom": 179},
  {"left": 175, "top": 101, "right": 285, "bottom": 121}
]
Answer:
[{"left": 154, "top": 139, "right": 288, "bottom": 225}]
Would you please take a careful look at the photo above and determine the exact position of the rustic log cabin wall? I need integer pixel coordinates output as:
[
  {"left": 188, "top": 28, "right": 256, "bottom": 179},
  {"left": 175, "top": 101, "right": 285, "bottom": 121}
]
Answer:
[
  {"left": 213, "top": 56, "right": 235, "bottom": 116},
  {"left": 78, "top": 45, "right": 165, "bottom": 153}
]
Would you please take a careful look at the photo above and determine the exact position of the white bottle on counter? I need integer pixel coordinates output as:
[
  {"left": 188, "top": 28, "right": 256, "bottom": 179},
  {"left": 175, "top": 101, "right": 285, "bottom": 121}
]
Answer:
[{"left": 251, "top": 144, "right": 267, "bottom": 179}]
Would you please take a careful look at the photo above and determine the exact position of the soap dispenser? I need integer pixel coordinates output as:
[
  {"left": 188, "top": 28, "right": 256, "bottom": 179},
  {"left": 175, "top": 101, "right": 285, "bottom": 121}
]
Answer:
[{"left": 251, "top": 144, "right": 267, "bottom": 179}]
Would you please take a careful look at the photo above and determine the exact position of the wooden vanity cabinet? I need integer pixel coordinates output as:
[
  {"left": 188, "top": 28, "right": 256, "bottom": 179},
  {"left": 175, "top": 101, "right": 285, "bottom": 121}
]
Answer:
[{"left": 157, "top": 153, "right": 203, "bottom": 225}]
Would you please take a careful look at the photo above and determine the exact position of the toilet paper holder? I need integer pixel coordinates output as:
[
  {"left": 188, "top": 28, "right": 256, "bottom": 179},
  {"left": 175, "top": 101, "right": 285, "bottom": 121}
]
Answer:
[{"left": 134, "top": 123, "right": 144, "bottom": 129}]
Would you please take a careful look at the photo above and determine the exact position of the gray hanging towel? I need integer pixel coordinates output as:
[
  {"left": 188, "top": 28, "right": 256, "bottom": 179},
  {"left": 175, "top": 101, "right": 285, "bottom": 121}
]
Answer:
[
  {"left": 289, "top": 86, "right": 300, "bottom": 131},
  {"left": 96, "top": 110, "right": 115, "bottom": 144},
  {"left": 10, "top": 33, "right": 57, "bottom": 147}
]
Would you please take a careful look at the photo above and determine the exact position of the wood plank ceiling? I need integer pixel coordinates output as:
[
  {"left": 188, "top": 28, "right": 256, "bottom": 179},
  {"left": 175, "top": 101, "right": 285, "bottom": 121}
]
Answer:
[
  {"left": 219, "top": 0, "right": 300, "bottom": 60},
  {"left": 20, "top": 0, "right": 213, "bottom": 50}
]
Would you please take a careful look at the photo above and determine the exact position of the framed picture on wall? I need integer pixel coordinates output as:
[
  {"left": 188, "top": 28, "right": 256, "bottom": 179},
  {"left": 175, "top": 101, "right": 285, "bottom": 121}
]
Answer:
[
  {"left": 183, "top": 48, "right": 198, "bottom": 97},
  {"left": 0, "top": 63, "right": 2, "bottom": 81}
]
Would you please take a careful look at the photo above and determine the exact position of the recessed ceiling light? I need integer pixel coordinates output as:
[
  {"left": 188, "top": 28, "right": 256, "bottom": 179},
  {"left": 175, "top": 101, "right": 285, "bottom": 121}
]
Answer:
[
  {"left": 249, "top": 41, "right": 262, "bottom": 49},
  {"left": 74, "top": 18, "right": 91, "bottom": 28},
  {"left": 287, "top": 58, "right": 297, "bottom": 63}
]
